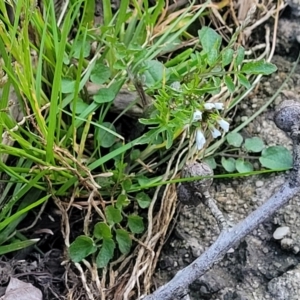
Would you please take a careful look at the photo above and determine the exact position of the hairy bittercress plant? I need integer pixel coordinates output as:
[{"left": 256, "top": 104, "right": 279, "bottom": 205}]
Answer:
[{"left": 0, "top": 0, "right": 280, "bottom": 273}]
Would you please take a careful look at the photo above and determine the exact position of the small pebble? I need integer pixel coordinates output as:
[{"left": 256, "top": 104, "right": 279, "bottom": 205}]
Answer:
[
  {"left": 293, "top": 246, "right": 300, "bottom": 254},
  {"left": 262, "top": 247, "right": 269, "bottom": 254},
  {"left": 273, "top": 226, "right": 290, "bottom": 240},
  {"left": 217, "top": 197, "right": 227, "bottom": 203},
  {"left": 273, "top": 261, "right": 282, "bottom": 268},
  {"left": 280, "top": 238, "right": 294, "bottom": 249},
  {"left": 200, "top": 286, "right": 209, "bottom": 293},
  {"left": 255, "top": 180, "right": 264, "bottom": 188}
]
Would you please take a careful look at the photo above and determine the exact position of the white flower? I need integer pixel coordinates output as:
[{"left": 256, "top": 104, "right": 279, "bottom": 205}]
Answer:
[
  {"left": 217, "top": 118, "right": 230, "bottom": 132},
  {"left": 170, "top": 81, "right": 181, "bottom": 91},
  {"left": 204, "top": 103, "right": 215, "bottom": 110},
  {"left": 214, "top": 103, "right": 224, "bottom": 110},
  {"left": 210, "top": 126, "right": 221, "bottom": 138},
  {"left": 192, "top": 109, "right": 202, "bottom": 122},
  {"left": 195, "top": 129, "right": 206, "bottom": 150}
]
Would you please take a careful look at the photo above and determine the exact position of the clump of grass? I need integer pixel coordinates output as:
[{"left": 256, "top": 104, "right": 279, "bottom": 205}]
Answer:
[{"left": 0, "top": 0, "right": 280, "bottom": 298}]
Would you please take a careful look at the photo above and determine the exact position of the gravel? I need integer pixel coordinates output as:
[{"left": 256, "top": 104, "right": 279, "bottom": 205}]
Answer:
[{"left": 156, "top": 54, "right": 300, "bottom": 299}]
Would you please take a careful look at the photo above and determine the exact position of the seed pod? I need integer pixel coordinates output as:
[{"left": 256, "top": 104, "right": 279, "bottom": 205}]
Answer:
[
  {"left": 274, "top": 100, "right": 300, "bottom": 132},
  {"left": 181, "top": 161, "right": 213, "bottom": 194}
]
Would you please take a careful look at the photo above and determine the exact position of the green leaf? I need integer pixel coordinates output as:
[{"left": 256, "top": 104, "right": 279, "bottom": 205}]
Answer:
[
  {"left": 90, "top": 62, "right": 111, "bottom": 84},
  {"left": 198, "top": 27, "right": 222, "bottom": 53},
  {"left": 93, "top": 222, "right": 112, "bottom": 240},
  {"left": 116, "top": 194, "right": 130, "bottom": 209},
  {"left": 113, "top": 60, "right": 127, "bottom": 70},
  {"left": 224, "top": 75, "right": 235, "bottom": 93},
  {"left": 237, "top": 74, "right": 251, "bottom": 89},
  {"left": 70, "top": 98, "right": 89, "bottom": 114},
  {"left": 226, "top": 132, "right": 243, "bottom": 147},
  {"left": 109, "top": 79, "right": 124, "bottom": 96},
  {"left": 136, "top": 192, "right": 151, "bottom": 208},
  {"left": 136, "top": 175, "right": 153, "bottom": 186},
  {"left": 222, "top": 48, "right": 234, "bottom": 67},
  {"left": 0, "top": 195, "right": 48, "bottom": 233},
  {"left": 110, "top": 142, "right": 124, "bottom": 162},
  {"left": 127, "top": 215, "right": 144, "bottom": 234},
  {"left": 212, "top": 76, "right": 221, "bottom": 92},
  {"left": 165, "top": 48, "right": 193, "bottom": 67},
  {"left": 241, "top": 60, "right": 277, "bottom": 75},
  {"left": 235, "top": 46, "right": 245, "bottom": 66},
  {"left": 159, "top": 35, "right": 181, "bottom": 53},
  {"left": 259, "top": 146, "right": 293, "bottom": 170},
  {"left": 142, "top": 60, "right": 165, "bottom": 87},
  {"left": 244, "top": 137, "right": 265, "bottom": 153},
  {"left": 69, "top": 236, "right": 97, "bottom": 262},
  {"left": 105, "top": 206, "right": 123, "bottom": 225},
  {"left": 72, "top": 40, "right": 90, "bottom": 59},
  {"left": 0, "top": 239, "right": 39, "bottom": 256},
  {"left": 203, "top": 156, "right": 217, "bottom": 169},
  {"left": 93, "top": 87, "right": 116, "bottom": 103},
  {"left": 122, "top": 178, "right": 132, "bottom": 191},
  {"left": 61, "top": 78, "right": 75, "bottom": 94},
  {"left": 130, "top": 149, "right": 141, "bottom": 161},
  {"left": 166, "top": 128, "right": 173, "bottom": 149},
  {"left": 115, "top": 229, "right": 132, "bottom": 254},
  {"left": 221, "top": 157, "right": 236, "bottom": 172},
  {"left": 96, "top": 122, "right": 116, "bottom": 148},
  {"left": 96, "top": 238, "right": 115, "bottom": 268},
  {"left": 207, "top": 48, "right": 219, "bottom": 66},
  {"left": 235, "top": 159, "right": 253, "bottom": 173}
]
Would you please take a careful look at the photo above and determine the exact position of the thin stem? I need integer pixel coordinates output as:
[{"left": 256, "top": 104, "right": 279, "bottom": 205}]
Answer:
[{"left": 143, "top": 104, "right": 300, "bottom": 300}]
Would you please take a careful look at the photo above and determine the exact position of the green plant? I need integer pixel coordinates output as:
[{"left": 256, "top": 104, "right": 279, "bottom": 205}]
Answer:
[
  {"left": 212, "top": 132, "right": 293, "bottom": 173},
  {"left": 0, "top": 0, "right": 208, "bottom": 260},
  {"left": 0, "top": 0, "right": 281, "bottom": 298}
]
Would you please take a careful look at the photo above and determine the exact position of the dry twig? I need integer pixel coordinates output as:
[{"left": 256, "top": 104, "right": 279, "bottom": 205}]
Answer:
[{"left": 142, "top": 98, "right": 300, "bottom": 300}]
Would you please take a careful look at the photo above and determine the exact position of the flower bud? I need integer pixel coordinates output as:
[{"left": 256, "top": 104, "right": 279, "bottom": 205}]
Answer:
[
  {"left": 196, "top": 129, "right": 206, "bottom": 150},
  {"left": 217, "top": 118, "right": 230, "bottom": 132},
  {"left": 193, "top": 109, "right": 202, "bottom": 122}
]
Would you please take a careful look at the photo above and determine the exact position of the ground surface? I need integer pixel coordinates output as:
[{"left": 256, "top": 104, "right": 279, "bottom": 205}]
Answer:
[
  {"left": 2, "top": 4, "right": 300, "bottom": 300},
  {"left": 155, "top": 29, "right": 300, "bottom": 300}
]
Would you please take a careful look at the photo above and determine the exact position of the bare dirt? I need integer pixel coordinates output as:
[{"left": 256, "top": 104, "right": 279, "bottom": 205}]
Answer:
[
  {"left": 2, "top": 3, "right": 300, "bottom": 300},
  {"left": 155, "top": 14, "right": 300, "bottom": 300}
]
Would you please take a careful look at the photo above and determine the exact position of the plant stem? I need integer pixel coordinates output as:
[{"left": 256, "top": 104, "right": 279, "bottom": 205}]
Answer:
[
  {"left": 142, "top": 124, "right": 300, "bottom": 300},
  {"left": 143, "top": 182, "right": 299, "bottom": 299}
]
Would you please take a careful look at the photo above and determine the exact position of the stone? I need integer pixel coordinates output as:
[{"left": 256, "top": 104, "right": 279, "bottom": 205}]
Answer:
[
  {"left": 273, "top": 226, "right": 290, "bottom": 240},
  {"left": 268, "top": 265, "right": 300, "bottom": 300},
  {"left": 281, "top": 238, "right": 294, "bottom": 249},
  {"left": 287, "top": 0, "right": 300, "bottom": 16},
  {"left": 255, "top": 180, "right": 264, "bottom": 188},
  {"left": 274, "top": 99, "right": 300, "bottom": 132}
]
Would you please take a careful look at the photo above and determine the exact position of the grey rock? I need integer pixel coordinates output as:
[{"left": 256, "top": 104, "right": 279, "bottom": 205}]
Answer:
[
  {"left": 280, "top": 238, "right": 294, "bottom": 249},
  {"left": 268, "top": 264, "right": 300, "bottom": 300},
  {"left": 273, "top": 226, "right": 290, "bottom": 240},
  {"left": 287, "top": 0, "right": 300, "bottom": 16},
  {"left": 274, "top": 99, "right": 300, "bottom": 132}
]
